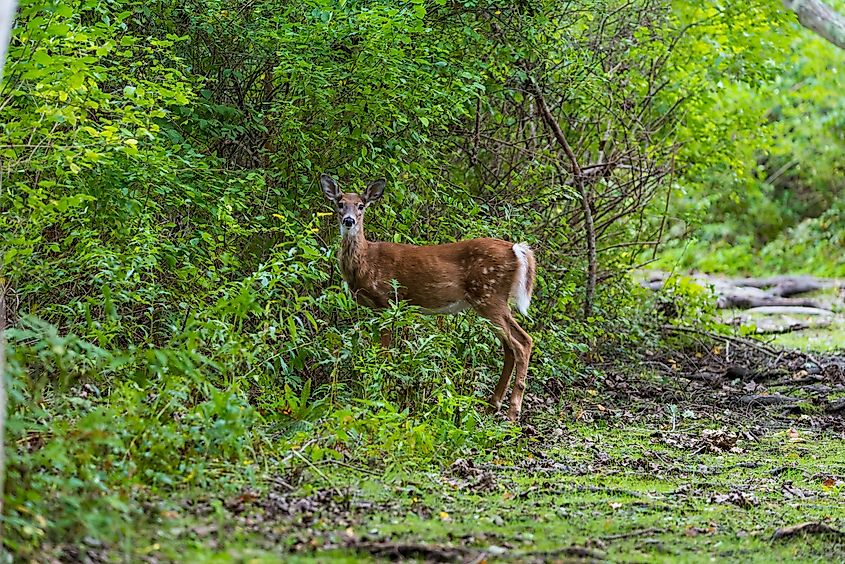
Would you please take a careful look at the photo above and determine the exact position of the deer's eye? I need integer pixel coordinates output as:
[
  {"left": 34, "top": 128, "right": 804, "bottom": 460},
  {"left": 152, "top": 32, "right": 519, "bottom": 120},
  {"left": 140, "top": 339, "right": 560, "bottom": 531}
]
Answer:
[
  {"left": 337, "top": 201, "right": 343, "bottom": 208},
  {"left": 358, "top": 204, "right": 365, "bottom": 211}
]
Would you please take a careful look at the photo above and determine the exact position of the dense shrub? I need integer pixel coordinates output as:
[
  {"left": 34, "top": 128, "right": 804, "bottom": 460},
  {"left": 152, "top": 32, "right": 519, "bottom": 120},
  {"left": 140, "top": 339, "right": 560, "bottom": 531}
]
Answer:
[{"left": 2, "top": 0, "right": 818, "bottom": 555}]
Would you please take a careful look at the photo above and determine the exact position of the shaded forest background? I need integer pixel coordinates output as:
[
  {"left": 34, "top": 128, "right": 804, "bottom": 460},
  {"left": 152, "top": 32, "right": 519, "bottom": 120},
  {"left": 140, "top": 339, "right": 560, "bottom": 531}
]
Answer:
[{"left": 2, "top": 0, "right": 845, "bottom": 555}]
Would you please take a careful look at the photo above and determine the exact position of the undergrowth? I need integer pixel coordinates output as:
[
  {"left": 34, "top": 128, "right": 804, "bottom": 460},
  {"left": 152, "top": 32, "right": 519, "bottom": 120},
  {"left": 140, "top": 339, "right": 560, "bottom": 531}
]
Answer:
[{"left": 4, "top": 0, "right": 836, "bottom": 558}]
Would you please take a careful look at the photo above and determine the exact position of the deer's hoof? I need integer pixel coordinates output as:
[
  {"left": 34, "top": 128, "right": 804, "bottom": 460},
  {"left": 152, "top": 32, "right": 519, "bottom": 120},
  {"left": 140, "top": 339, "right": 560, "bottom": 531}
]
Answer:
[{"left": 487, "top": 396, "right": 502, "bottom": 412}]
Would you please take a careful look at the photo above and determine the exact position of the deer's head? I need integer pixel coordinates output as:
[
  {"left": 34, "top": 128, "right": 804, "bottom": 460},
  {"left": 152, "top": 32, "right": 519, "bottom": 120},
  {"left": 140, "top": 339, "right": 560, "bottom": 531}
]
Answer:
[{"left": 320, "top": 174, "right": 386, "bottom": 237}]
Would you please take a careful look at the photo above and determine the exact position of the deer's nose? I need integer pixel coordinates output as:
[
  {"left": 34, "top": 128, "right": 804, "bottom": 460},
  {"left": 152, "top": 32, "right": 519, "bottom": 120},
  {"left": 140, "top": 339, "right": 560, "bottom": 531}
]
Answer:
[{"left": 342, "top": 217, "right": 355, "bottom": 228}]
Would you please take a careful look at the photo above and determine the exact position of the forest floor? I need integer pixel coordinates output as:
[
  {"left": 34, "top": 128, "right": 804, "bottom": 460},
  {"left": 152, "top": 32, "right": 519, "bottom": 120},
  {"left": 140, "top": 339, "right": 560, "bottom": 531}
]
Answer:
[
  {"left": 60, "top": 336, "right": 845, "bottom": 563},
  {"left": 38, "top": 275, "right": 845, "bottom": 562}
]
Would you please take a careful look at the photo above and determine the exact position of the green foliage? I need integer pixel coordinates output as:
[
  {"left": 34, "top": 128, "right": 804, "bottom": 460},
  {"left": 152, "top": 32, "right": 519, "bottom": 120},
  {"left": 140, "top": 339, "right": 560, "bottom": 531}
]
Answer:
[
  {"left": 646, "top": 273, "right": 741, "bottom": 354},
  {"left": 5, "top": 0, "right": 828, "bottom": 557},
  {"left": 658, "top": 0, "right": 845, "bottom": 275}
]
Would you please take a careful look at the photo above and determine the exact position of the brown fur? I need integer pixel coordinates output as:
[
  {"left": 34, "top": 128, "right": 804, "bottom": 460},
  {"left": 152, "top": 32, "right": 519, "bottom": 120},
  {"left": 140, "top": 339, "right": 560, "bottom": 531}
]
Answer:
[{"left": 321, "top": 174, "right": 536, "bottom": 421}]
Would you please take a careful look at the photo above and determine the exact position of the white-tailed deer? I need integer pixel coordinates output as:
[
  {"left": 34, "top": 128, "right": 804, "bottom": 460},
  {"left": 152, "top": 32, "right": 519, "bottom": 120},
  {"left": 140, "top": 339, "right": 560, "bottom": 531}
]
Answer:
[{"left": 321, "top": 174, "right": 536, "bottom": 421}]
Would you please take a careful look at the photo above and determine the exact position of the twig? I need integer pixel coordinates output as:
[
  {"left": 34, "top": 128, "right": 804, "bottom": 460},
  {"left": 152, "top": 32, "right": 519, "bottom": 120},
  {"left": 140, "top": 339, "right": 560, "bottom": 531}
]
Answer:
[
  {"left": 520, "top": 546, "right": 607, "bottom": 560},
  {"left": 289, "top": 447, "right": 344, "bottom": 498},
  {"left": 528, "top": 77, "right": 597, "bottom": 319},
  {"left": 660, "top": 325, "right": 780, "bottom": 358},
  {"left": 267, "top": 475, "right": 295, "bottom": 492},
  {"left": 738, "top": 394, "right": 799, "bottom": 406},
  {"left": 0, "top": 0, "right": 18, "bottom": 532},
  {"left": 0, "top": 267, "right": 5, "bottom": 525},
  {"left": 826, "top": 398, "right": 845, "bottom": 414},
  {"left": 770, "top": 375, "right": 824, "bottom": 387}
]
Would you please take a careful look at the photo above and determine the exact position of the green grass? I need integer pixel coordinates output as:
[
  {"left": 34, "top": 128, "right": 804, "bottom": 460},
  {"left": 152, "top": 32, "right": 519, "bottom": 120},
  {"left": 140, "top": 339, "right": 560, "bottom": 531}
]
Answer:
[
  {"left": 92, "top": 417, "right": 845, "bottom": 562},
  {"left": 768, "top": 319, "right": 845, "bottom": 353}
]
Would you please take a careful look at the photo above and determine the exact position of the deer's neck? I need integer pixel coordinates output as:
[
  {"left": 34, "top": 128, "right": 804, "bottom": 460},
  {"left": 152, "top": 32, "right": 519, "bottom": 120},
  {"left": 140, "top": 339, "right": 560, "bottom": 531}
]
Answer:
[{"left": 339, "top": 227, "right": 369, "bottom": 286}]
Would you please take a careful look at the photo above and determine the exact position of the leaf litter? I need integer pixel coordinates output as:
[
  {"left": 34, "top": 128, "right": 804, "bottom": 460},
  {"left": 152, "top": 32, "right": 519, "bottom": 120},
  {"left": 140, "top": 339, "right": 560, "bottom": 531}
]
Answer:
[{"left": 127, "top": 340, "right": 845, "bottom": 562}]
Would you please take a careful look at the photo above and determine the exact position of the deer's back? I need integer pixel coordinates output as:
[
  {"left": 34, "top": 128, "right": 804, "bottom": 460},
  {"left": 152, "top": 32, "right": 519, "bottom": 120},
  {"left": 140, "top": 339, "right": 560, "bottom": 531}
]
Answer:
[{"left": 363, "top": 237, "right": 520, "bottom": 311}]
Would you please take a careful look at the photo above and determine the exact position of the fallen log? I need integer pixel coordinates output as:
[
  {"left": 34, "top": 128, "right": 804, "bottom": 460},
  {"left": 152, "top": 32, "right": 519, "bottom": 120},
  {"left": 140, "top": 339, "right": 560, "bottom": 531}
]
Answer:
[
  {"left": 718, "top": 295, "right": 823, "bottom": 309},
  {"left": 642, "top": 272, "right": 837, "bottom": 310},
  {"left": 738, "top": 393, "right": 799, "bottom": 406},
  {"left": 350, "top": 541, "right": 472, "bottom": 562},
  {"left": 770, "top": 279, "right": 837, "bottom": 298},
  {"left": 743, "top": 306, "right": 834, "bottom": 316},
  {"left": 729, "top": 307, "right": 834, "bottom": 334},
  {"left": 751, "top": 323, "right": 812, "bottom": 335},
  {"left": 729, "top": 275, "right": 840, "bottom": 297},
  {"left": 772, "top": 521, "right": 844, "bottom": 540}
]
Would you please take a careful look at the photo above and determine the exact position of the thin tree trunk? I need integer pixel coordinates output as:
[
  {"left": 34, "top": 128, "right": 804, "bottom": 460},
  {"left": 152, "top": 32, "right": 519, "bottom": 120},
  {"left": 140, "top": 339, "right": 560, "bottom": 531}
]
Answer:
[
  {"left": 783, "top": 0, "right": 845, "bottom": 50},
  {"left": 0, "top": 0, "right": 18, "bottom": 528},
  {"left": 529, "top": 79, "right": 597, "bottom": 318}
]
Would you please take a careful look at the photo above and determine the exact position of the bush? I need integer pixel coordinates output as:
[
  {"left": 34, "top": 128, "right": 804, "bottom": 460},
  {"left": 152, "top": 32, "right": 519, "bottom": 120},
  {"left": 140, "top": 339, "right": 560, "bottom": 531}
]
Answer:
[{"left": 2, "top": 0, "right": 752, "bottom": 555}]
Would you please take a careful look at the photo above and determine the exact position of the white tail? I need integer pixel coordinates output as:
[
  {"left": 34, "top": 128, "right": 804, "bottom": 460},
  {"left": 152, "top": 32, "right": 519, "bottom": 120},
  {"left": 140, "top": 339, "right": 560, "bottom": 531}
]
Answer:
[
  {"left": 511, "top": 243, "right": 535, "bottom": 315},
  {"left": 320, "top": 174, "right": 537, "bottom": 421}
]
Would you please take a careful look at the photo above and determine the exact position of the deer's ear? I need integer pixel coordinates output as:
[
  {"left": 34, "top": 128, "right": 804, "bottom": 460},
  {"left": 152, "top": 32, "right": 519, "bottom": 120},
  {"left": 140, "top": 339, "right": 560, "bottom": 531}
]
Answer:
[
  {"left": 320, "top": 174, "right": 340, "bottom": 201},
  {"left": 363, "top": 178, "right": 386, "bottom": 204}
]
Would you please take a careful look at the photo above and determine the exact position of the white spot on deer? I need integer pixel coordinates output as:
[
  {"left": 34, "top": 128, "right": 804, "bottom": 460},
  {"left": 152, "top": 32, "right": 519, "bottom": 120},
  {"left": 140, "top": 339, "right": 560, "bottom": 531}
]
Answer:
[{"left": 482, "top": 267, "right": 489, "bottom": 275}]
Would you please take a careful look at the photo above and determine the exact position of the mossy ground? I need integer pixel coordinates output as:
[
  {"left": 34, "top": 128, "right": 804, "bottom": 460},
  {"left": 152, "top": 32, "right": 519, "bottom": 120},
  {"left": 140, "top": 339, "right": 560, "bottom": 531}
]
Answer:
[
  {"left": 75, "top": 394, "right": 844, "bottom": 563},
  {"left": 769, "top": 319, "right": 845, "bottom": 353},
  {"left": 22, "top": 321, "right": 845, "bottom": 563}
]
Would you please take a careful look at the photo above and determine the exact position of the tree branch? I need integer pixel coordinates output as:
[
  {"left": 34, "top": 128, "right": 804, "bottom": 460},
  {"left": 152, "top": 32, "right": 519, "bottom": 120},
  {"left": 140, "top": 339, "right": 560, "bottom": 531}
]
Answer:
[
  {"left": 527, "top": 78, "right": 597, "bottom": 318},
  {"left": 783, "top": 0, "right": 845, "bottom": 50}
]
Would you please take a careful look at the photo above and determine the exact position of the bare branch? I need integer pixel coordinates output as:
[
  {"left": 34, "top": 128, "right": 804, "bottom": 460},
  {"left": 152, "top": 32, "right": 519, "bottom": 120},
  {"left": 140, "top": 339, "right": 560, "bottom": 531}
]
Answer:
[{"left": 528, "top": 78, "right": 597, "bottom": 318}]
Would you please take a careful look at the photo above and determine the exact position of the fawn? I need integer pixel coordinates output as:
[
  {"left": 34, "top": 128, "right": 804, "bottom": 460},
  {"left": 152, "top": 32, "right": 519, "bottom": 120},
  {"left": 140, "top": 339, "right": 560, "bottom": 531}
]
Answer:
[{"left": 321, "top": 174, "right": 536, "bottom": 421}]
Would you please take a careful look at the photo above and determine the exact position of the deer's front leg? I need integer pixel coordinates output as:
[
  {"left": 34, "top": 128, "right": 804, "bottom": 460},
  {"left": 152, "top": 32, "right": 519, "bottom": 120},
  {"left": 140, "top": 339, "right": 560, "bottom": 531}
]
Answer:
[
  {"left": 356, "top": 291, "right": 392, "bottom": 349},
  {"left": 379, "top": 328, "right": 392, "bottom": 348}
]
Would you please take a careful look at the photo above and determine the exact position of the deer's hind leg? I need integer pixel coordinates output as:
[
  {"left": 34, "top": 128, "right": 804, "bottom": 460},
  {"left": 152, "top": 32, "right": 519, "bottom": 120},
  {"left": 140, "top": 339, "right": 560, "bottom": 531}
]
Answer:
[
  {"left": 489, "top": 338, "right": 515, "bottom": 411},
  {"left": 505, "top": 317, "right": 533, "bottom": 421},
  {"left": 477, "top": 303, "right": 529, "bottom": 421}
]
